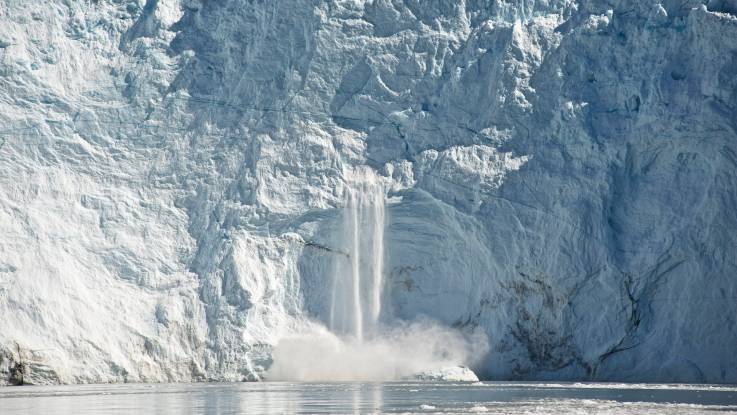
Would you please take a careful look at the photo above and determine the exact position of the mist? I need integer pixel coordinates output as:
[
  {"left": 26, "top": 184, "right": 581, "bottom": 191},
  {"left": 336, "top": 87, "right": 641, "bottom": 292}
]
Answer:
[{"left": 265, "top": 319, "right": 489, "bottom": 381}]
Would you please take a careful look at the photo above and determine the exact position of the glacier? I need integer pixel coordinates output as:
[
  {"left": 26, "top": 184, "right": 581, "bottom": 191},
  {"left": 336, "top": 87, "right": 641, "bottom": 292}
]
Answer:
[{"left": 1, "top": 0, "right": 737, "bottom": 385}]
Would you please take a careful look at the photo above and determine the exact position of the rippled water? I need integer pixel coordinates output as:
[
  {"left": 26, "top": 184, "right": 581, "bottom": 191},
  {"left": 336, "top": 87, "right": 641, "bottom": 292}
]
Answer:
[{"left": 1, "top": 381, "right": 736, "bottom": 414}]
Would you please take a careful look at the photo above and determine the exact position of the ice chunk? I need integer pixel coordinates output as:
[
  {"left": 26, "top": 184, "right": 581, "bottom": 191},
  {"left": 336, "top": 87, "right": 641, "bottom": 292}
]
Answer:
[{"left": 410, "top": 366, "right": 480, "bottom": 382}]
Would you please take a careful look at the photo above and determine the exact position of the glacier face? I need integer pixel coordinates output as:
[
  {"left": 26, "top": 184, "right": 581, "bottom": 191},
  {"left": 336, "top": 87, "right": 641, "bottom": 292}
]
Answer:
[{"left": 1, "top": 0, "right": 737, "bottom": 384}]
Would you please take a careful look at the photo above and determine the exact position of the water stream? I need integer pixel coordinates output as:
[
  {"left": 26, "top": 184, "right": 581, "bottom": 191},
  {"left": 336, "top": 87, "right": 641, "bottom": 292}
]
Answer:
[{"left": 329, "top": 167, "right": 386, "bottom": 342}]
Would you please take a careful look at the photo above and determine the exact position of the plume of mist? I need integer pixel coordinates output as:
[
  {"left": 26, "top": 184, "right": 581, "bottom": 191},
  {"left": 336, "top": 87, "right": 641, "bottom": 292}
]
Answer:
[{"left": 265, "top": 319, "right": 489, "bottom": 381}]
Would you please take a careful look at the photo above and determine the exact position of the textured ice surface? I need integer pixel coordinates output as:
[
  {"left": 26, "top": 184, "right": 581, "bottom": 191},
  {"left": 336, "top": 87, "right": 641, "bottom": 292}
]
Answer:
[
  {"left": 412, "top": 366, "right": 480, "bottom": 382},
  {"left": 1, "top": 0, "right": 737, "bottom": 384}
]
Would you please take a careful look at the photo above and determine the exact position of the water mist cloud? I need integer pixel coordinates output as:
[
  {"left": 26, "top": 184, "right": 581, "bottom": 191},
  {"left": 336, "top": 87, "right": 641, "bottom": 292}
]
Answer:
[{"left": 265, "top": 319, "right": 489, "bottom": 381}]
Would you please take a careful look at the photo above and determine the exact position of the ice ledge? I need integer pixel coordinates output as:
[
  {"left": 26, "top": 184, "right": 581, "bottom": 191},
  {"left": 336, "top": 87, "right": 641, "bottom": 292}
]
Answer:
[{"left": 409, "top": 366, "right": 480, "bottom": 382}]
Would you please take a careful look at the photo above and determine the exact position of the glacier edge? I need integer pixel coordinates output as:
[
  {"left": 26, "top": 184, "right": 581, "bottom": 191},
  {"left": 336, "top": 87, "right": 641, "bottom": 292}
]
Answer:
[{"left": 0, "top": 0, "right": 736, "bottom": 384}]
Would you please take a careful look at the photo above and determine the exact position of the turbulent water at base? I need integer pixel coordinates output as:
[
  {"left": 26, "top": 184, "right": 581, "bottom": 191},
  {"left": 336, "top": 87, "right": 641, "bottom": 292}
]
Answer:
[{"left": 329, "top": 168, "right": 386, "bottom": 342}]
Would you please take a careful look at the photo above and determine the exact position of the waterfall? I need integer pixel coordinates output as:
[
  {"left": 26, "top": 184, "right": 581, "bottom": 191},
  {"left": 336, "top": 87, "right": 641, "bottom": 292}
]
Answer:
[
  {"left": 266, "top": 167, "right": 487, "bottom": 381},
  {"left": 329, "top": 168, "right": 386, "bottom": 342}
]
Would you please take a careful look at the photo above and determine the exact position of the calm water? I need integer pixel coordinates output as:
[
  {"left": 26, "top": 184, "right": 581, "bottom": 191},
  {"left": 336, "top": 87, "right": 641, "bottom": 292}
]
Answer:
[{"left": 1, "top": 381, "right": 736, "bottom": 414}]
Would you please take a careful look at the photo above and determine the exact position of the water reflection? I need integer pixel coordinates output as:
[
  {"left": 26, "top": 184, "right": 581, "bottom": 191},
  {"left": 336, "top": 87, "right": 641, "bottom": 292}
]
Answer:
[{"left": 1, "top": 381, "right": 736, "bottom": 414}]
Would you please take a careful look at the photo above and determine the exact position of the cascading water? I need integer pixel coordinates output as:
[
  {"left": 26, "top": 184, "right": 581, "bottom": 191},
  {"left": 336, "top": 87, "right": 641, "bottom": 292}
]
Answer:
[
  {"left": 265, "top": 167, "right": 486, "bottom": 381},
  {"left": 329, "top": 167, "right": 386, "bottom": 342}
]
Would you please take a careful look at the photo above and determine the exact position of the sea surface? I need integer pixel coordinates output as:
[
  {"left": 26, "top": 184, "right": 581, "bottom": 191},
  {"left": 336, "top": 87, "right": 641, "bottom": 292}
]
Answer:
[{"left": 1, "top": 381, "right": 736, "bottom": 414}]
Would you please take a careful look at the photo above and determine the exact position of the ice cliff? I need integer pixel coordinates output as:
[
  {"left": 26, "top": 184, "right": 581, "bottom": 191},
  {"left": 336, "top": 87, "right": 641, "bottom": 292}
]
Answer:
[{"left": 1, "top": 0, "right": 736, "bottom": 385}]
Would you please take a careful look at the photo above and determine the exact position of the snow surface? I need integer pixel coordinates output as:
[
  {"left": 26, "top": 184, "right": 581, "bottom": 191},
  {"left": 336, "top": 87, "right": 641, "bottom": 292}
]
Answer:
[{"left": 1, "top": 0, "right": 736, "bottom": 384}]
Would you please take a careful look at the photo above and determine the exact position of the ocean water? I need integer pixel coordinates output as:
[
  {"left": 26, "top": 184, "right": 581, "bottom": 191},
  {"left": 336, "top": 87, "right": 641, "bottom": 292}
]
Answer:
[{"left": 1, "top": 381, "right": 736, "bottom": 414}]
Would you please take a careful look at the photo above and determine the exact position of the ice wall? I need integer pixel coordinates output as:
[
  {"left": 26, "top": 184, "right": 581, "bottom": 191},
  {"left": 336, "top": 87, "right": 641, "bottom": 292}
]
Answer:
[{"left": 0, "top": 0, "right": 736, "bottom": 384}]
